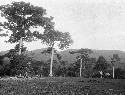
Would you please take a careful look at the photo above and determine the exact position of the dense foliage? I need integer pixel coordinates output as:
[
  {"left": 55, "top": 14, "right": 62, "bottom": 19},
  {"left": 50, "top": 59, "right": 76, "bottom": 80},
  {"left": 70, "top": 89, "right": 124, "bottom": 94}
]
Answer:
[
  {"left": 0, "top": 1, "right": 54, "bottom": 43},
  {"left": 0, "top": 48, "right": 125, "bottom": 79},
  {"left": 94, "top": 56, "right": 108, "bottom": 71}
]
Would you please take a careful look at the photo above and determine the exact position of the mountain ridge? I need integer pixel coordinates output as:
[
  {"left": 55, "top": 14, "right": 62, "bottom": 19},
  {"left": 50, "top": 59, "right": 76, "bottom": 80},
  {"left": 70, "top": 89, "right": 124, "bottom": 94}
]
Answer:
[{"left": 1, "top": 48, "right": 125, "bottom": 69}]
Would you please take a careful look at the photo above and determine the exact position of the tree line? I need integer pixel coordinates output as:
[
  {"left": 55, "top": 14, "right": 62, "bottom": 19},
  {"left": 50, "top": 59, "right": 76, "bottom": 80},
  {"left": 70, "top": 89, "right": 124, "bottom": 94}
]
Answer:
[{"left": 0, "top": 47, "right": 125, "bottom": 79}]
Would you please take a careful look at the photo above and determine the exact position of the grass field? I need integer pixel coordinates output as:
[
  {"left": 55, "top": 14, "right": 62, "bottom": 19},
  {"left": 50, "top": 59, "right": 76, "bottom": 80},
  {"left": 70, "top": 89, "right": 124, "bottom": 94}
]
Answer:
[{"left": 0, "top": 77, "right": 125, "bottom": 95}]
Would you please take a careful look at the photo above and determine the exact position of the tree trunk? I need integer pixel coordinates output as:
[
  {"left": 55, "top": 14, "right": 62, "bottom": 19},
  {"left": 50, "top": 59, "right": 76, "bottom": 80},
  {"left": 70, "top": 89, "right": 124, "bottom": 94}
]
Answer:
[
  {"left": 101, "top": 75, "right": 102, "bottom": 78},
  {"left": 19, "top": 37, "right": 23, "bottom": 55},
  {"left": 49, "top": 47, "right": 54, "bottom": 77},
  {"left": 113, "top": 66, "right": 115, "bottom": 79},
  {"left": 83, "top": 62, "right": 86, "bottom": 70},
  {"left": 80, "top": 58, "right": 82, "bottom": 77}
]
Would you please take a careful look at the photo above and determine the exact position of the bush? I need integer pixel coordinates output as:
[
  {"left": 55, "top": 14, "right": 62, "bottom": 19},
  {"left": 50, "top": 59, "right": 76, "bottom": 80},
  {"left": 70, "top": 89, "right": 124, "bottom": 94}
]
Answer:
[
  {"left": 115, "top": 68, "right": 125, "bottom": 79},
  {"left": 9, "top": 54, "right": 32, "bottom": 76}
]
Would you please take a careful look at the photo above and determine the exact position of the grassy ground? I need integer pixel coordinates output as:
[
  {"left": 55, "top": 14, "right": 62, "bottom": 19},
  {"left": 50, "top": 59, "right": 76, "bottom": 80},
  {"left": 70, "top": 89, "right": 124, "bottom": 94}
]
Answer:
[{"left": 0, "top": 77, "right": 125, "bottom": 95}]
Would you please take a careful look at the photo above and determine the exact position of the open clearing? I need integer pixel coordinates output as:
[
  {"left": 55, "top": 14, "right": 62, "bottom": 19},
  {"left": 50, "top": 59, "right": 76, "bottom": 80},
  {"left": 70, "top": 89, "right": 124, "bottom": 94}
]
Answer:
[{"left": 0, "top": 77, "right": 125, "bottom": 95}]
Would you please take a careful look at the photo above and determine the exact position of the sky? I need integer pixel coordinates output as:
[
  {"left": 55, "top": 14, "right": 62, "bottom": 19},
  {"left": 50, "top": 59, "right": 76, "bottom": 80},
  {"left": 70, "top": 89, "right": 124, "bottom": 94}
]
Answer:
[{"left": 0, "top": 0, "right": 125, "bottom": 51}]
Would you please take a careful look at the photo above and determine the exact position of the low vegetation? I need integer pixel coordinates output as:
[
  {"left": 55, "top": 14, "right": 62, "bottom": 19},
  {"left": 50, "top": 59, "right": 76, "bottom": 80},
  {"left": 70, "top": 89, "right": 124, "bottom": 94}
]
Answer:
[{"left": 0, "top": 77, "right": 125, "bottom": 95}]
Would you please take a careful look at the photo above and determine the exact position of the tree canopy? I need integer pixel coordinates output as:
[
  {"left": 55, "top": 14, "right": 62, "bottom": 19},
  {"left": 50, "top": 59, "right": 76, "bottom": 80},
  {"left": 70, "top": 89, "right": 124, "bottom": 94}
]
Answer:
[
  {"left": 34, "top": 29, "right": 73, "bottom": 50},
  {"left": 0, "top": 1, "right": 54, "bottom": 43},
  {"left": 94, "top": 56, "right": 108, "bottom": 71},
  {"left": 69, "top": 48, "right": 93, "bottom": 63},
  {"left": 111, "top": 54, "right": 120, "bottom": 64}
]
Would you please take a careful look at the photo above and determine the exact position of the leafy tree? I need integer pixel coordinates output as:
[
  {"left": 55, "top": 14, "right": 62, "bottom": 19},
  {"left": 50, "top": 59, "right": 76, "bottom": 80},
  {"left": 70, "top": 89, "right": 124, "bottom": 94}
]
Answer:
[
  {"left": 115, "top": 68, "right": 125, "bottom": 79},
  {"left": 94, "top": 56, "right": 108, "bottom": 78},
  {"left": 0, "top": 1, "right": 54, "bottom": 55},
  {"left": 5, "top": 48, "right": 32, "bottom": 76},
  {"left": 55, "top": 60, "right": 68, "bottom": 77},
  {"left": 41, "top": 61, "right": 50, "bottom": 77},
  {"left": 88, "top": 57, "right": 96, "bottom": 65},
  {"left": 82, "top": 58, "right": 96, "bottom": 78},
  {"left": 111, "top": 54, "right": 120, "bottom": 79},
  {"left": 94, "top": 56, "right": 108, "bottom": 71},
  {"left": 66, "top": 63, "right": 78, "bottom": 77},
  {"left": 35, "top": 30, "right": 73, "bottom": 77},
  {"left": 0, "top": 55, "right": 4, "bottom": 65},
  {"left": 4, "top": 43, "right": 27, "bottom": 61},
  {"left": 69, "top": 48, "right": 93, "bottom": 77},
  {"left": 9, "top": 54, "right": 32, "bottom": 76},
  {"left": 4, "top": 49, "right": 17, "bottom": 62},
  {"left": 30, "top": 60, "right": 48, "bottom": 77},
  {"left": 0, "top": 55, "right": 5, "bottom": 76},
  {"left": 0, "top": 55, "right": 10, "bottom": 76},
  {"left": 71, "top": 61, "right": 82, "bottom": 77}
]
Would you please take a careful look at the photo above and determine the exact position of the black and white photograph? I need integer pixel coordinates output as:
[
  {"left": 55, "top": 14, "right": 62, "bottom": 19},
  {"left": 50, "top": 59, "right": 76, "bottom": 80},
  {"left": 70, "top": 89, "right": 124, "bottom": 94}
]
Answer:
[{"left": 0, "top": 0, "right": 125, "bottom": 94}]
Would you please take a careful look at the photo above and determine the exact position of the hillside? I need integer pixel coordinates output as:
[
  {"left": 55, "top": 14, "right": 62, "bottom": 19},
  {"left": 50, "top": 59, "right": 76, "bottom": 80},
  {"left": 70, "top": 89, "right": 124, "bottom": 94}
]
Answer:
[
  {"left": 60, "top": 49, "right": 125, "bottom": 69},
  {"left": 1, "top": 49, "right": 125, "bottom": 69},
  {"left": 25, "top": 49, "right": 125, "bottom": 69}
]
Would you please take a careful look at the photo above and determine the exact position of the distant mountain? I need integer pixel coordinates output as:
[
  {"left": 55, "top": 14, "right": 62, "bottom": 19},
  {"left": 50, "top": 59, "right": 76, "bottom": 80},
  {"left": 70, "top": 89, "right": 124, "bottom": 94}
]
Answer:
[{"left": 1, "top": 48, "right": 125, "bottom": 69}]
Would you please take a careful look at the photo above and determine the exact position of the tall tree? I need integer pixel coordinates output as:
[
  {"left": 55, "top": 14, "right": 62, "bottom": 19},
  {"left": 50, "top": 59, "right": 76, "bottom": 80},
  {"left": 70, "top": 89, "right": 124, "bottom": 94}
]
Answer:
[
  {"left": 35, "top": 30, "right": 73, "bottom": 77},
  {"left": 0, "top": 1, "right": 54, "bottom": 55},
  {"left": 111, "top": 54, "right": 120, "bottom": 79},
  {"left": 69, "top": 48, "right": 93, "bottom": 77}
]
